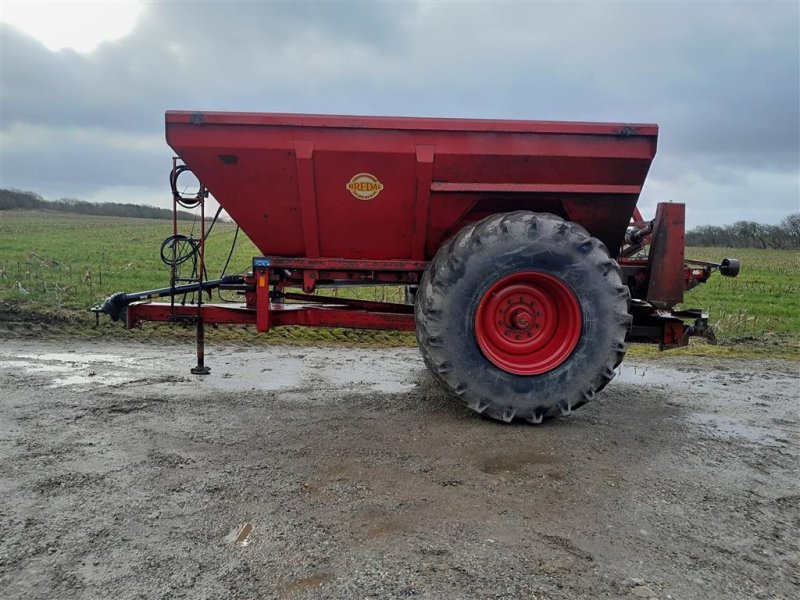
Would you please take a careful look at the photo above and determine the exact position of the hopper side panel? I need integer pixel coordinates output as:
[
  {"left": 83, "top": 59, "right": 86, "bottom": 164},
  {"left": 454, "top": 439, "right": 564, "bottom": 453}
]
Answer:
[{"left": 166, "top": 115, "right": 657, "bottom": 260}]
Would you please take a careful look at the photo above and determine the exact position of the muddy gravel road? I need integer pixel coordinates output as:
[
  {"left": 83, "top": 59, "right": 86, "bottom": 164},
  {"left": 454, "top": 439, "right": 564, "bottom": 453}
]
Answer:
[{"left": 0, "top": 339, "right": 797, "bottom": 600}]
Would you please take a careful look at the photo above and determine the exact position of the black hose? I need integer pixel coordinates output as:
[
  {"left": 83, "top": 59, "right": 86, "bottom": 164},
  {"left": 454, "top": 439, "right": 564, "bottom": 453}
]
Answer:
[
  {"left": 220, "top": 225, "right": 239, "bottom": 278},
  {"left": 159, "top": 199, "right": 231, "bottom": 301},
  {"left": 170, "top": 164, "right": 206, "bottom": 208},
  {"left": 204, "top": 205, "right": 223, "bottom": 239},
  {"left": 160, "top": 206, "right": 223, "bottom": 272},
  {"left": 218, "top": 225, "right": 242, "bottom": 303},
  {"left": 160, "top": 235, "right": 199, "bottom": 267}
]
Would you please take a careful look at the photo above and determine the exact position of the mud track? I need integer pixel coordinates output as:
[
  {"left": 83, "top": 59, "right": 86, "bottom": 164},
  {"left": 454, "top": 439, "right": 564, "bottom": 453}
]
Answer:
[{"left": 0, "top": 340, "right": 797, "bottom": 599}]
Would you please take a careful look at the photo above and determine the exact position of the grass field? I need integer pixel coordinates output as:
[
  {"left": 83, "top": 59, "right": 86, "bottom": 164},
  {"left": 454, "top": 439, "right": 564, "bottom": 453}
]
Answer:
[
  {"left": 1, "top": 210, "right": 797, "bottom": 356},
  {"left": 0, "top": 210, "right": 259, "bottom": 312},
  {"left": 682, "top": 247, "right": 800, "bottom": 340}
]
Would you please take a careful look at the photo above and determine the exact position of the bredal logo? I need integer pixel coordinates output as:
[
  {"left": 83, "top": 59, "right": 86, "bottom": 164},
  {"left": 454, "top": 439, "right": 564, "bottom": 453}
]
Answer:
[{"left": 346, "top": 173, "right": 384, "bottom": 200}]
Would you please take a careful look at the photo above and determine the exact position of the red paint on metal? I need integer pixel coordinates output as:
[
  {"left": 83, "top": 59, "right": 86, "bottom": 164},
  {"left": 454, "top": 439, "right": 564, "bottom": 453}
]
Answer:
[
  {"left": 168, "top": 111, "right": 658, "bottom": 135},
  {"left": 474, "top": 272, "right": 582, "bottom": 375},
  {"left": 294, "top": 141, "right": 321, "bottom": 258},
  {"left": 256, "top": 270, "right": 269, "bottom": 332},
  {"left": 274, "top": 306, "right": 415, "bottom": 331},
  {"left": 627, "top": 307, "right": 690, "bottom": 350},
  {"left": 412, "top": 145, "right": 435, "bottom": 261},
  {"left": 662, "top": 320, "right": 686, "bottom": 350},
  {"left": 684, "top": 266, "right": 711, "bottom": 292},
  {"left": 260, "top": 258, "right": 428, "bottom": 289},
  {"left": 282, "top": 293, "right": 413, "bottom": 314},
  {"left": 264, "top": 257, "right": 428, "bottom": 271},
  {"left": 128, "top": 303, "right": 254, "bottom": 328},
  {"left": 302, "top": 270, "right": 318, "bottom": 294},
  {"left": 431, "top": 183, "right": 643, "bottom": 194},
  {"left": 646, "top": 203, "right": 686, "bottom": 307},
  {"left": 126, "top": 302, "right": 415, "bottom": 332},
  {"left": 561, "top": 196, "right": 640, "bottom": 252},
  {"left": 166, "top": 111, "right": 657, "bottom": 258}
]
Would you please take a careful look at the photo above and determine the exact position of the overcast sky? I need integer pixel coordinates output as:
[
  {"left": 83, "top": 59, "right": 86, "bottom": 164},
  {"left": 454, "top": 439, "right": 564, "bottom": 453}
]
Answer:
[{"left": 1, "top": 0, "right": 798, "bottom": 228}]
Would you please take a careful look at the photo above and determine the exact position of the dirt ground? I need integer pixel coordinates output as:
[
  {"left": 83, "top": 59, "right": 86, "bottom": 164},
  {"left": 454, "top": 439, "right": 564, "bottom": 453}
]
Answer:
[{"left": 0, "top": 338, "right": 797, "bottom": 600}]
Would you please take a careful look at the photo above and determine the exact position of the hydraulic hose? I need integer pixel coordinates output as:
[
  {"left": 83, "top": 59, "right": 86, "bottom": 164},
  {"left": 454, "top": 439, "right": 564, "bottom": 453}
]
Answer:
[{"left": 170, "top": 164, "right": 206, "bottom": 208}]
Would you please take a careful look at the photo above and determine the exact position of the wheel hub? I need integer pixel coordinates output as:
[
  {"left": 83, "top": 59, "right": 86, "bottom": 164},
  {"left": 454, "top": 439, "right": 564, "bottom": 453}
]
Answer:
[
  {"left": 474, "top": 271, "right": 582, "bottom": 375},
  {"left": 506, "top": 306, "right": 531, "bottom": 330}
]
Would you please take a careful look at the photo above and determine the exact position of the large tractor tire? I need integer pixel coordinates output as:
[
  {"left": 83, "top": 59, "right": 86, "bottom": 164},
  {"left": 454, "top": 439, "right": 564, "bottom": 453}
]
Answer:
[{"left": 415, "top": 211, "right": 631, "bottom": 423}]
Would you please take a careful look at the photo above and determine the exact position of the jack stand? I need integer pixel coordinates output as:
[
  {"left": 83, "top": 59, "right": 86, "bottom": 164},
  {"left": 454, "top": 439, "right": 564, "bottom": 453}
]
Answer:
[
  {"left": 683, "top": 316, "right": 718, "bottom": 346},
  {"left": 191, "top": 318, "right": 211, "bottom": 375}
]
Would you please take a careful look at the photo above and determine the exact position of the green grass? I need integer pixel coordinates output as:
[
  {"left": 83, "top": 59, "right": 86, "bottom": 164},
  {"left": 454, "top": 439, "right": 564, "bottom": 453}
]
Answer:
[
  {"left": 682, "top": 247, "right": 800, "bottom": 340},
  {"left": 0, "top": 210, "right": 260, "bottom": 312},
  {"left": 0, "top": 210, "right": 408, "bottom": 310},
  {"left": 0, "top": 211, "right": 797, "bottom": 357}
]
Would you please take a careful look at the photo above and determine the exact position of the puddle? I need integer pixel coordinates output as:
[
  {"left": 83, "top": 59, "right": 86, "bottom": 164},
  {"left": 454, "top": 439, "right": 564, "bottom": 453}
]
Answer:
[
  {"left": 209, "top": 349, "right": 420, "bottom": 394},
  {"left": 14, "top": 352, "right": 130, "bottom": 365},
  {"left": 0, "top": 360, "right": 75, "bottom": 373},
  {"left": 613, "top": 363, "right": 678, "bottom": 386},
  {"left": 0, "top": 345, "right": 424, "bottom": 394},
  {"left": 50, "top": 374, "right": 135, "bottom": 388},
  {"left": 692, "top": 413, "right": 772, "bottom": 443},
  {"left": 322, "top": 361, "right": 419, "bottom": 394},
  {"left": 213, "top": 358, "right": 306, "bottom": 392},
  {"left": 0, "top": 353, "right": 143, "bottom": 389}
]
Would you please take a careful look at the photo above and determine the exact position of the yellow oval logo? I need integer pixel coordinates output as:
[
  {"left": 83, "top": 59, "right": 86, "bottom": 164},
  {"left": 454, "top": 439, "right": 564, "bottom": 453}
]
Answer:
[{"left": 346, "top": 172, "right": 384, "bottom": 200}]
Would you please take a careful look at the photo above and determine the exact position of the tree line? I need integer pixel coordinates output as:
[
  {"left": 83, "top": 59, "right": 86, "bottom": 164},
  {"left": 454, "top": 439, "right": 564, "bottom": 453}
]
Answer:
[
  {"left": 686, "top": 213, "right": 800, "bottom": 249},
  {"left": 0, "top": 189, "right": 202, "bottom": 221}
]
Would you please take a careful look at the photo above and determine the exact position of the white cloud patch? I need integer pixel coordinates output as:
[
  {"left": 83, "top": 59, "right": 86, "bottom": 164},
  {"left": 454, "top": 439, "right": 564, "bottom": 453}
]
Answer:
[{"left": 1, "top": 0, "right": 145, "bottom": 53}]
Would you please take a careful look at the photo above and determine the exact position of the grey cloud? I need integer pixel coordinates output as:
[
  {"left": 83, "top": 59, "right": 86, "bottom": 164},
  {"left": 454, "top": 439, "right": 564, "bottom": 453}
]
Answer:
[
  {"left": 1, "top": 1, "right": 797, "bottom": 225},
  {"left": 1, "top": 128, "right": 165, "bottom": 207}
]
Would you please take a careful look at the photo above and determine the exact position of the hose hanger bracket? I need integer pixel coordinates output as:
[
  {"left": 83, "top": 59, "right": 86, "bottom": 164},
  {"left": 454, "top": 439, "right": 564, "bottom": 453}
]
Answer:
[{"left": 170, "top": 163, "right": 208, "bottom": 208}]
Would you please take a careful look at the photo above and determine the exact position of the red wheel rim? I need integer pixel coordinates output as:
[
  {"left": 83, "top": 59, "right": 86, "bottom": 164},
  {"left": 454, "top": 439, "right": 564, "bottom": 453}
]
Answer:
[{"left": 474, "top": 271, "right": 582, "bottom": 375}]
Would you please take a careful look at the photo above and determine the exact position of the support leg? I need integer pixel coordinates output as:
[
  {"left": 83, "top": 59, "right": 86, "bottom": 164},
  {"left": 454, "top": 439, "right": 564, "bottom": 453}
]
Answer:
[{"left": 190, "top": 318, "right": 211, "bottom": 375}]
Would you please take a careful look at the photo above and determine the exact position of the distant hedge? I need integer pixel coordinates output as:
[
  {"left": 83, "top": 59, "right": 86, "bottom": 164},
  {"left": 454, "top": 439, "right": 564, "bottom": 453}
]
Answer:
[
  {"left": 0, "top": 189, "right": 200, "bottom": 221},
  {"left": 686, "top": 214, "right": 800, "bottom": 249}
]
